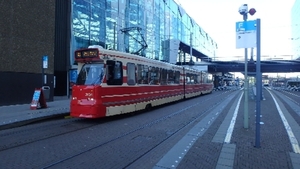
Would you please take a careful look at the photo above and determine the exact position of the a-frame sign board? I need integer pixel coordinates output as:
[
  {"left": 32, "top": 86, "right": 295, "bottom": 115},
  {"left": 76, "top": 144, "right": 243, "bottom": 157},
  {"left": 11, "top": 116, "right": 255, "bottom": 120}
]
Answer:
[{"left": 30, "top": 88, "right": 47, "bottom": 110}]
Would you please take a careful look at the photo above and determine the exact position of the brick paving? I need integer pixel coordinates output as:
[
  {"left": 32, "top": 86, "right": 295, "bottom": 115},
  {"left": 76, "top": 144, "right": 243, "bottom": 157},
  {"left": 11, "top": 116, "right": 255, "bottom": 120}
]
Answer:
[{"left": 177, "top": 88, "right": 300, "bottom": 169}]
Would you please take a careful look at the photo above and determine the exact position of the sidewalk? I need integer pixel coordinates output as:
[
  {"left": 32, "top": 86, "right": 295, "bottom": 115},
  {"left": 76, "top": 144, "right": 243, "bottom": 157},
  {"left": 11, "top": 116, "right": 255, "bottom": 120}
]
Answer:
[{"left": 0, "top": 96, "right": 70, "bottom": 130}]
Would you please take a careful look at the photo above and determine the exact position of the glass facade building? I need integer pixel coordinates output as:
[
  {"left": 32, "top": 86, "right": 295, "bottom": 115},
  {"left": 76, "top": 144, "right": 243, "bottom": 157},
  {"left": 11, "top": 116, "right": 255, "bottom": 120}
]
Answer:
[
  {"left": 70, "top": 0, "right": 217, "bottom": 66},
  {"left": 291, "top": 0, "right": 300, "bottom": 59}
]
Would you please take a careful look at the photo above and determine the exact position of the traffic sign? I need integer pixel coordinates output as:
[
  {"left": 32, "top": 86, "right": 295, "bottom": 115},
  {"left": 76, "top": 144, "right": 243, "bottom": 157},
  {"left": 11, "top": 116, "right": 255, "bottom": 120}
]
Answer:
[{"left": 236, "top": 20, "right": 257, "bottom": 49}]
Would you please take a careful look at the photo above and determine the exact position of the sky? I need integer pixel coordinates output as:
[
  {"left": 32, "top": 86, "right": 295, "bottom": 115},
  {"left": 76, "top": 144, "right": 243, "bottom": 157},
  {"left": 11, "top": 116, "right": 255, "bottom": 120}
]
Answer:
[{"left": 175, "top": 0, "right": 296, "bottom": 61}]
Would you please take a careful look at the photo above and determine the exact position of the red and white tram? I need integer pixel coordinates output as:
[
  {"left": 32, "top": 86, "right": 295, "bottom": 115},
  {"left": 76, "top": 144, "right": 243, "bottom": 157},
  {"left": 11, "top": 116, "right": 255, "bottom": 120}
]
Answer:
[{"left": 70, "top": 45, "right": 214, "bottom": 118}]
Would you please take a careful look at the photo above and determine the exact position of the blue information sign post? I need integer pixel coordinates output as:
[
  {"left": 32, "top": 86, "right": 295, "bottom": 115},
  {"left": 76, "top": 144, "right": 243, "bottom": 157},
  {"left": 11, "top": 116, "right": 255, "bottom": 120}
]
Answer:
[
  {"left": 236, "top": 20, "right": 257, "bottom": 130},
  {"left": 236, "top": 18, "right": 262, "bottom": 148}
]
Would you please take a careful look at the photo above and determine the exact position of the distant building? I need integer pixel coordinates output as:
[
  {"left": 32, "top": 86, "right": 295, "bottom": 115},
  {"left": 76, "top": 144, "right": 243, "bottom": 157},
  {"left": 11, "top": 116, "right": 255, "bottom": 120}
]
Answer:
[
  {"left": 291, "top": 0, "right": 300, "bottom": 60},
  {"left": 0, "top": 0, "right": 217, "bottom": 106}
]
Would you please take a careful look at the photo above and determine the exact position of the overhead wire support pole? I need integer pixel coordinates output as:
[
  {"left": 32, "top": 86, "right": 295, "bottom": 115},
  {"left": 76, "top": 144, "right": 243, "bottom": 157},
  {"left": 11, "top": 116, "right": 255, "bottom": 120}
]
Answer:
[{"left": 243, "top": 12, "right": 249, "bottom": 129}]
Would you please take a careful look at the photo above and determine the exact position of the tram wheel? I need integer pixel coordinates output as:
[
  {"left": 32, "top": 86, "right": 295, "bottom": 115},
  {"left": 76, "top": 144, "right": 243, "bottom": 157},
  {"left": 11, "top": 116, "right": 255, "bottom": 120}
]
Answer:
[{"left": 145, "top": 104, "right": 152, "bottom": 111}]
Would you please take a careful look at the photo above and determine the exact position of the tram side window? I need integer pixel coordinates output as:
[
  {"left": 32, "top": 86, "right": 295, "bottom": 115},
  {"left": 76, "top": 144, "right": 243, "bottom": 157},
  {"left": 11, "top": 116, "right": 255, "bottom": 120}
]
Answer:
[
  {"left": 168, "top": 70, "right": 175, "bottom": 84},
  {"left": 199, "top": 72, "right": 203, "bottom": 83},
  {"left": 202, "top": 73, "right": 208, "bottom": 83},
  {"left": 174, "top": 71, "right": 180, "bottom": 84},
  {"left": 186, "top": 73, "right": 192, "bottom": 84},
  {"left": 137, "top": 64, "right": 149, "bottom": 84},
  {"left": 192, "top": 74, "right": 199, "bottom": 84},
  {"left": 197, "top": 74, "right": 201, "bottom": 84},
  {"left": 149, "top": 67, "right": 160, "bottom": 85},
  {"left": 208, "top": 74, "right": 213, "bottom": 83},
  {"left": 160, "top": 69, "right": 167, "bottom": 85},
  {"left": 127, "top": 63, "right": 136, "bottom": 85},
  {"left": 190, "top": 74, "right": 196, "bottom": 84},
  {"left": 106, "top": 60, "right": 123, "bottom": 85}
]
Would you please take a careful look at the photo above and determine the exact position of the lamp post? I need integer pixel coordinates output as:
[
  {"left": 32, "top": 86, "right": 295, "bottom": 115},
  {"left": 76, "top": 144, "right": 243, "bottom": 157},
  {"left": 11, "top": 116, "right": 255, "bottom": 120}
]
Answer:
[
  {"left": 239, "top": 4, "right": 249, "bottom": 129},
  {"left": 238, "top": 5, "right": 261, "bottom": 147},
  {"left": 238, "top": 5, "right": 256, "bottom": 129}
]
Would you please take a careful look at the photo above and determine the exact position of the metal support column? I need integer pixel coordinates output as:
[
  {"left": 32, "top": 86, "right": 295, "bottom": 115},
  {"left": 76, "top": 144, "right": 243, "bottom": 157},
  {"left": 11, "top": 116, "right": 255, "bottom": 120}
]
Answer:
[{"left": 255, "top": 18, "right": 261, "bottom": 148}]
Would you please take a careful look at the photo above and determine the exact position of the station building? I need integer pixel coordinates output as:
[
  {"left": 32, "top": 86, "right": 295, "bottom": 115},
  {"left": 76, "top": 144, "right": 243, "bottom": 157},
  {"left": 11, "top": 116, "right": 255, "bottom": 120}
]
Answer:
[
  {"left": 0, "top": 0, "right": 217, "bottom": 106},
  {"left": 291, "top": 0, "right": 300, "bottom": 60}
]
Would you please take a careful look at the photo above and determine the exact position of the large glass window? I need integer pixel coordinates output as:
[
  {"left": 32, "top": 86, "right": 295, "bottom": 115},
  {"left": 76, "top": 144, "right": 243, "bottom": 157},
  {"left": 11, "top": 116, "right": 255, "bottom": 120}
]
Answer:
[
  {"left": 71, "top": 0, "right": 106, "bottom": 65},
  {"left": 106, "top": 0, "right": 119, "bottom": 50},
  {"left": 70, "top": 0, "right": 218, "bottom": 66}
]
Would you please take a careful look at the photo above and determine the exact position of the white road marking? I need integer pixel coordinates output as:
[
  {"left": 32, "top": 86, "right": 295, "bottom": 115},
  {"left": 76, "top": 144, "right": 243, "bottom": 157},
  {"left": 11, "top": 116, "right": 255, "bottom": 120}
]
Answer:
[
  {"left": 224, "top": 93, "right": 244, "bottom": 143},
  {"left": 269, "top": 91, "right": 300, "bottom": 154}
]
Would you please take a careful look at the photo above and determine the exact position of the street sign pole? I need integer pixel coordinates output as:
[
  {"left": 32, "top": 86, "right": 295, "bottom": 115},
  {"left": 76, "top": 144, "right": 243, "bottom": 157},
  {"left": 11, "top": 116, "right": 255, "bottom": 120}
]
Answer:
[
  {"left": 243, "top": 13, "right": 249, "bottom": 129},
  {"left": 42, "top": 55, "right": 48, "bottom": 86},
  {"left": 255, "top": 18, "right": 261, "bottom": 148},
  {"left": 244, "top": 48, "right": 249, "bottom": 129},
  {"left": 42, "top": 57, "right": 44, "bottom": 86}
]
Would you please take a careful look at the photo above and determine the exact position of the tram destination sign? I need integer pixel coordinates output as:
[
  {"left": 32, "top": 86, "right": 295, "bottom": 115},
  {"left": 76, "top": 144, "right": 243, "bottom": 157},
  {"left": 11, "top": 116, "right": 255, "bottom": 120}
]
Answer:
[
  {"left": 75, "top": 49, "right": 98, "bottom": 59},
  {"left": 236, "top": 20, "right": 257, "bottom": 49}
]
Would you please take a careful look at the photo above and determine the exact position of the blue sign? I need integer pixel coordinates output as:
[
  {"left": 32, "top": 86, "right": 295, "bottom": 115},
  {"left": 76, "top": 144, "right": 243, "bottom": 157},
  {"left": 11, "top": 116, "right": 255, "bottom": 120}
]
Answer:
[
  {"left": 236, "top": 20, "right": 256, "bottom": 32},
  {"left": 43, "top": 55, "right": 48, "bottom": 68},
  {"left": 236, "top": 20, "right": 257, "bottom": 49},
  {"left": 69, "top": 69, "right": 77, "bottom": 83}
]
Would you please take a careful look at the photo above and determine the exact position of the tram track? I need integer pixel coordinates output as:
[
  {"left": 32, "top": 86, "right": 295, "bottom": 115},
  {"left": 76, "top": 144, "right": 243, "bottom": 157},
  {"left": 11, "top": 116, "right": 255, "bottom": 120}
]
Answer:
[
  {"left": 0, "top": 90, "right": 240, "bottom": 168},
  {"left": 40, "top": 90, "right": 240, "bottom": 169},
  {"left": 0, "top": 91, "right": 229, "bottom": 152},
  {"left": 0, "top": 117, "right": 111, "bottom": 152}
]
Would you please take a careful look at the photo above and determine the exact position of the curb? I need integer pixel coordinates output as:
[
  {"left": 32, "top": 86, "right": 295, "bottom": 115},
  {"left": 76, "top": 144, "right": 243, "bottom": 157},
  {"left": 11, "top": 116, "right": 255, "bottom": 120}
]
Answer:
[{"left": 0, "top": 112, "right": 69, "bottom": 131}]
